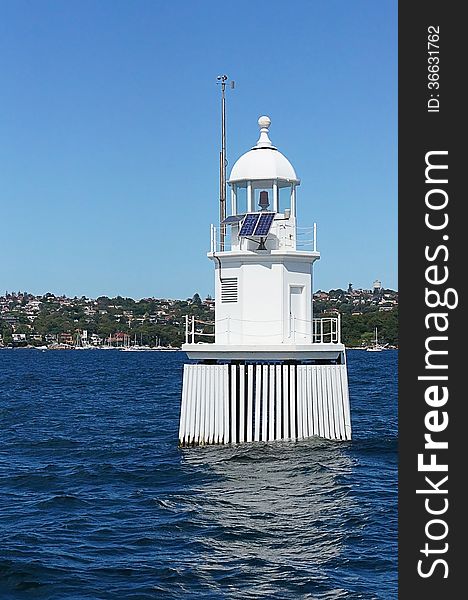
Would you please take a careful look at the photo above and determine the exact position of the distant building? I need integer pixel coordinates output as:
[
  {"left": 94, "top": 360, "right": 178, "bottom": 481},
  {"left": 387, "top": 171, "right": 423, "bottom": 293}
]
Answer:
[
  {"left": 59, "top": 332, "right": 74, "bottom": 345},
  {"left": 90, "top": 333, "right": 102, "bottom": 346},
  {"left": 204, "top": 297, "right": 215, "bottom": 310},
  {"left": 110, "top": 332, "right": 127, "bottom": 344},
  {"left": 314, "top": 292, "right": 330, "bottom": 301},
  {"left": 12, "top": 333, "right": 27, "bottom": 344},
  {"left": 2, "top": 314, "right": 18, "bottom": 325}
]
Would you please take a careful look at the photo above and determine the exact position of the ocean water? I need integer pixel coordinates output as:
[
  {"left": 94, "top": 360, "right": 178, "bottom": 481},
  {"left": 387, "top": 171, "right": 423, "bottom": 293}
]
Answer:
[{"left": 0, "top": 349, "right": 397, "bottom": 599}]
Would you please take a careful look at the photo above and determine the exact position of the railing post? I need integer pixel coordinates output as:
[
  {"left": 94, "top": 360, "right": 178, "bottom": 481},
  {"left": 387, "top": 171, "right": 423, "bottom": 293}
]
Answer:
[
  {"left": 185, "top": 315, "right": 189, "bottom": 344},
  {"left": 320, "top": 319, "right": 323, "bottom": 344},
  {"left": 313, "top": 222, "right": 317, "bottom": 252},
  {"left": 338, "top": 312, "right": 341, "bottom": 344},
  {"left": 191, "top": 315, "right": 195, "bottom": 344}
]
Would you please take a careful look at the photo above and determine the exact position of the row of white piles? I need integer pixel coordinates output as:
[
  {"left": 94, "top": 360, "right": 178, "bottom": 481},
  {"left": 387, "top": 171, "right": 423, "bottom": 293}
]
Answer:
[{"left": 179, "top": 363, "right": 351, "bottom": 446}]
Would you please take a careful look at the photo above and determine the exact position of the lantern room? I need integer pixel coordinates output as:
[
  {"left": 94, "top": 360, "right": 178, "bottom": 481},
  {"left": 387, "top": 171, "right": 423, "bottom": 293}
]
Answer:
[{"left": 228, "top": 116, "right": 300, "bottom": 218}]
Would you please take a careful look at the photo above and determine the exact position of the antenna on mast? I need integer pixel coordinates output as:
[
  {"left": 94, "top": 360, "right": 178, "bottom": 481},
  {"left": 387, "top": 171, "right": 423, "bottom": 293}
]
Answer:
[{"left": 216, "top": 74, "right": 234, "bottom": 251}]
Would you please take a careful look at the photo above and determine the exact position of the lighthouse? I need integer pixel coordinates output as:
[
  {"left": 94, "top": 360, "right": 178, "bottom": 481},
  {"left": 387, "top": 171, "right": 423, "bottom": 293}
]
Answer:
[{"left": 179, "top": 116, "right": 351, "bottom": 446}]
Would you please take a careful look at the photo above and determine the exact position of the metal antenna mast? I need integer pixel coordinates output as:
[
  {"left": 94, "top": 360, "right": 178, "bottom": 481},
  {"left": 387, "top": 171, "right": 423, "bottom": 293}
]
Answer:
[{"left": 216, "top": 75, "right": 234, "bottom": 251}]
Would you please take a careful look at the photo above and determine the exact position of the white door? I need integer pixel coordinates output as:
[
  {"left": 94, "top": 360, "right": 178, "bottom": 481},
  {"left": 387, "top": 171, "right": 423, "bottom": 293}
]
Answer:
[{"left": 290, "top": 286, "right": 306, "bottom": 342}]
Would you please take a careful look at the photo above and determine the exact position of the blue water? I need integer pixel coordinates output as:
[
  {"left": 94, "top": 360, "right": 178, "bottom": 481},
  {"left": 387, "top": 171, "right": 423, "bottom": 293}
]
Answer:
[{"left": 0, "top": 349, "right": 397, "bottom": 599}]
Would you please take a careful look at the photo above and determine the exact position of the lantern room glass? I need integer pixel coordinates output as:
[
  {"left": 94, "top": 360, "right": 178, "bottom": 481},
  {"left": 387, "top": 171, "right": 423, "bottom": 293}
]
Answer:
[{"left": 231, "top": 180, "right": 296, "bottom": 216}]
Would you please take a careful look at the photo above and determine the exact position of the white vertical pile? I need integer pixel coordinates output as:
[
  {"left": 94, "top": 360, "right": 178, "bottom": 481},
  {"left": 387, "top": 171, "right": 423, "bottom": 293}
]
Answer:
[{"left": 179, "top": 363, "right": 351, "bottom": 446}]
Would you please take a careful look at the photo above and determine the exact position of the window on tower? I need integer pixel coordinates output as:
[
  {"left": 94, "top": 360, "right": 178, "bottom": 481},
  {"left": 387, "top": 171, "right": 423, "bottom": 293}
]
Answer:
[
  {"left": 234, "top": 183, "right": 247, "bottom": 215},
  {"left": 253, "top": 183, "right": 273, "bottom": 211},
  {"left": 278, "top": 184, "right": 292, "bottom": 215}
]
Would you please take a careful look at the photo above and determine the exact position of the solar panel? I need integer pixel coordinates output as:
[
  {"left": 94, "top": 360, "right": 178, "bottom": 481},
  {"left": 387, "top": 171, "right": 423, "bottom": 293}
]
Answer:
[
  {"left": 254, "top": 213, "right": 275, "bottom": 236},
  {"left": 239, "top": 213, "right": 260, "bottom": 236},
  {"left": 222, "top": 214, "right": 245, "bottom": 225}
]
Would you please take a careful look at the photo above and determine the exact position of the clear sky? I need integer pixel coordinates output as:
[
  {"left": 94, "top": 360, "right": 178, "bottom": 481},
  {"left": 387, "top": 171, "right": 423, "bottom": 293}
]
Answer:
[{"left": 1, "top": 0, "right": 397, "bottom": 300}]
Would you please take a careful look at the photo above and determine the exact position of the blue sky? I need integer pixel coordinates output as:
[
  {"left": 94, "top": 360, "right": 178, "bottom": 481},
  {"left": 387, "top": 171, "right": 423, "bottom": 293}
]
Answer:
[{"left": 1, "top": 0, "right": 397, "bottom": 299}]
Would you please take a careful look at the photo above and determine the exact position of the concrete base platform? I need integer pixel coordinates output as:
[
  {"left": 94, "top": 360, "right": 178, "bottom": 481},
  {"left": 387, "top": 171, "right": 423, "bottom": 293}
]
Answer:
[{"left": 182, "top": 342, "right": 345, "bottom": 361}]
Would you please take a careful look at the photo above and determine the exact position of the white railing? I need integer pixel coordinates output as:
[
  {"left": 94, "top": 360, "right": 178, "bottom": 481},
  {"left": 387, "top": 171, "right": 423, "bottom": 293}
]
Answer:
[
  {"left": 184, "top": 314, "right": 340, "bottom": 345},
  {"left": 210, "top": 224, "right": 217, "bottom": 253},
  {"left": 311, "top": 315, "right": 341, "bottom": 343},
  {"left": 185, "top": 316, "right": 215, "bottom": 344},
  {"left": 210, "top": 222, "right": 317, "bottom": 253},
  {"left": 296, "top": 224, "right": 317, "bottom": 251}
]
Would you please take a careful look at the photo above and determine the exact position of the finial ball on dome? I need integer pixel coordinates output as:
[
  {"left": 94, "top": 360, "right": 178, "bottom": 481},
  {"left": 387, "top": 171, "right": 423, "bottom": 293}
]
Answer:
[{"left": 258, "top": 115, "right": 271, "bottom": 129}]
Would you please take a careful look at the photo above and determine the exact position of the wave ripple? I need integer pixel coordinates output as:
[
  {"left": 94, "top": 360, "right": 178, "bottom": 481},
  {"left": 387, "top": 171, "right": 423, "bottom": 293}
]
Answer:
[{"left": 0, "top": 349, "right": 397, "bottom": 599}]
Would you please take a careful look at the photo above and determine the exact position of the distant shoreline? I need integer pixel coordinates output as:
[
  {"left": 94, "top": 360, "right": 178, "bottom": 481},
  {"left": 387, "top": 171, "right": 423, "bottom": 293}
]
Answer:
[
  {"left": 1, "top": 346, "right": 398, "bottom": 352},
  {"left": 0, "top": 346, "right": 181, "bottom": 352}
]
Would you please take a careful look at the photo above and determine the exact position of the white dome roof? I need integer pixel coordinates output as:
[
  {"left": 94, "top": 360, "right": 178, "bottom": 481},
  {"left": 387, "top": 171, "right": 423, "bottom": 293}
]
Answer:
[{"left": 228, "top": 116, "right": 300, "bottom": 185}]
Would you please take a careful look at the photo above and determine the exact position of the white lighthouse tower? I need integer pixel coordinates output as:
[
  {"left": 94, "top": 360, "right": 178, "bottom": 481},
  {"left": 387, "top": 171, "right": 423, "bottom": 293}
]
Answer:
[{"left": 179, "top": 116, "right": 351, "bottom": 445}]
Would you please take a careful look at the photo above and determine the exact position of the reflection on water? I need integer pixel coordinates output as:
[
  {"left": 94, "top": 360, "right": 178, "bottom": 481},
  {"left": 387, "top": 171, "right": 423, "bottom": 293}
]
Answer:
[{"left": 180, "top": 439, "right": 355, "bottom": 598}]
